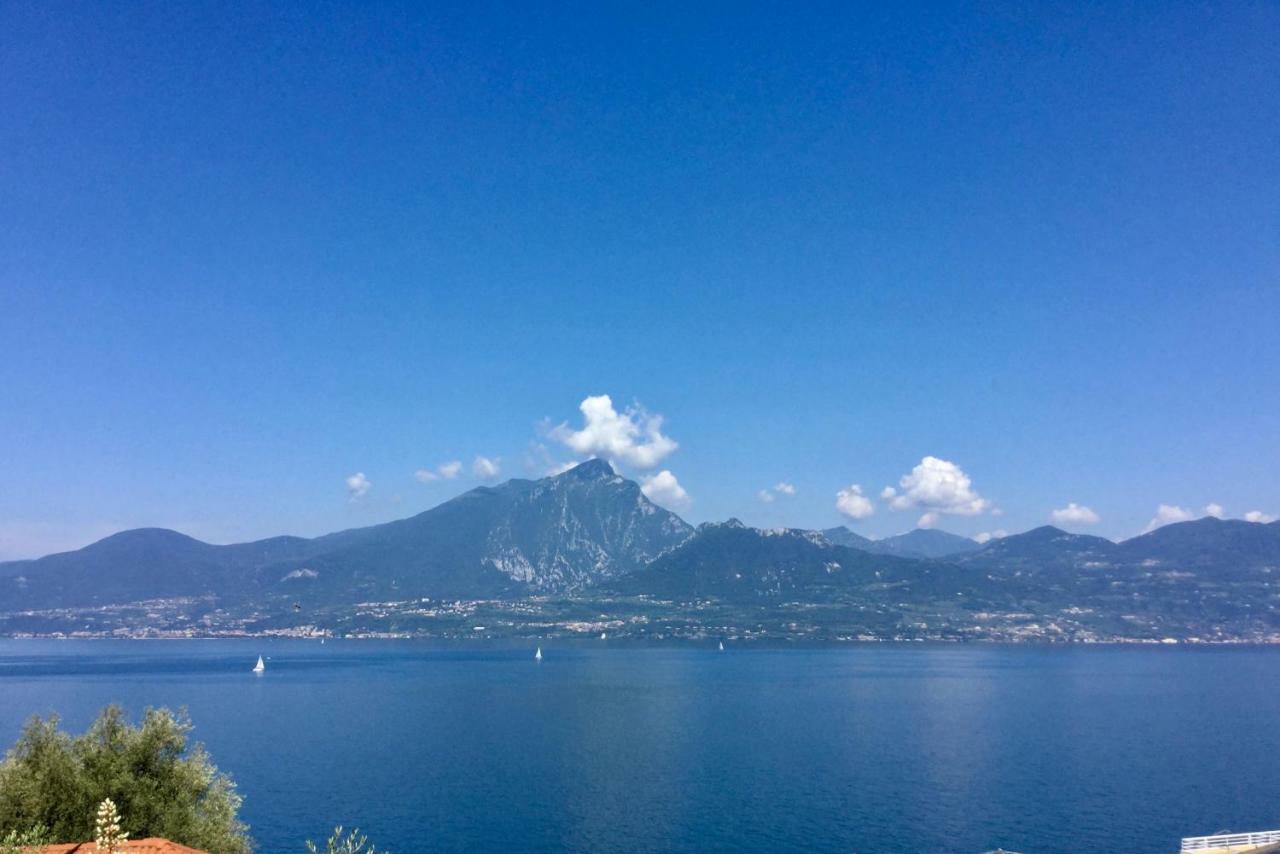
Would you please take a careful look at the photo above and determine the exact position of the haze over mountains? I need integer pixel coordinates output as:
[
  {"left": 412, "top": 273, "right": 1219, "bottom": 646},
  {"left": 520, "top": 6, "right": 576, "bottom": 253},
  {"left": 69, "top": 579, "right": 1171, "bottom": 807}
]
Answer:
[{"left": 1, "top": 460, "right": 1278, "bottom": 639}]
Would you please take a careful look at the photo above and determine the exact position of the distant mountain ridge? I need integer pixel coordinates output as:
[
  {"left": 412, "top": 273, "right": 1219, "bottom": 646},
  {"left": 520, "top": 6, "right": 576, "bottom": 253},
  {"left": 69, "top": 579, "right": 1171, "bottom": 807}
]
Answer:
[
  {"left": 611, "top": 522, "right": 993, "bottom": 605},
  {"left": 0, "top": 459, "right": 693, "bottom": 608},
  {"left": 2, "top": 466, "right": 1279, "bottom": 640},
  {"left": 821, "top": 526, "right": 980, "bottom": 559}
]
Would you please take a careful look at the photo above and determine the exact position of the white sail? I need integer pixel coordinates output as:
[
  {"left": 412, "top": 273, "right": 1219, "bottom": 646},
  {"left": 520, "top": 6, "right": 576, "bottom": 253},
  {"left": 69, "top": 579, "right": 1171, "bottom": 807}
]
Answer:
[
  {"left": 535, "top": 646, "right": 543, "bottom": 661},
  {"left": 252, "top": 655, "right": 265, "bottom": 673},
  {"left": 718, "top": 641, "right": 724, "bottom": 651}
]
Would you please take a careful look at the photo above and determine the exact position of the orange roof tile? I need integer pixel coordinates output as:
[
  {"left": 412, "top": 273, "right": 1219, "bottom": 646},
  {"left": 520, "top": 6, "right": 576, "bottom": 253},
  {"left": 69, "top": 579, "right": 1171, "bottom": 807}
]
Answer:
[{"left": 29, "top": 839, "right": 208, "bottom": 854}]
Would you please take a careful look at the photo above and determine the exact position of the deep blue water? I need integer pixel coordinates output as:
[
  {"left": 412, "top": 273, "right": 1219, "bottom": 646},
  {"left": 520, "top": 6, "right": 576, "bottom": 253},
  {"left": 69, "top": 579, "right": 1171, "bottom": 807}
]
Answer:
[{"left": 1, "top": 641, "right": 1277, "bottom": 853}]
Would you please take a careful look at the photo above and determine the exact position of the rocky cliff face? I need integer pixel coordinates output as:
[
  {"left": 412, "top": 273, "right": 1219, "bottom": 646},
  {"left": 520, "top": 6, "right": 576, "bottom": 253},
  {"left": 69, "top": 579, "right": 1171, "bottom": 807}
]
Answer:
[{"left": 477, "top": 458, "right": 694, "bottom": 590}]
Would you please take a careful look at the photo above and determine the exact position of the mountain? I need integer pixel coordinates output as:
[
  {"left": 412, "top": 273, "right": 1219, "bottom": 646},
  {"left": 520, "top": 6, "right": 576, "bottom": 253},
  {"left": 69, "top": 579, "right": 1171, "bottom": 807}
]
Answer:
[
  {"left": 956, "top": 519, "right": 1280, "bottom": 581},
  {"left": 868, "top": 528, "right": 981, "bottom": 559},
  {"left": 957, "top": 526, "right": 1119, "bottom": 577},
  {"left": 612, "top": 521, "right": 994, "bottom": 605},
  {"left": 0, "top": 459, "right": 693, "bottom": 608},
  {"left": 822, "top": 526, "right": 979, "bottom": 559},
  {"left": 5, "top": 476, "right": 1280, "bottom": 640},
  {"left": 0, "top": 529, "right": 317, "bottom": 607},
  {"left": 265, "top": 458, "right": 693, "bottom": 600},
  {"left": 820, "top": 526, "right": 875, "bottom": 549},
  {"left": 1116, "top": 517, "right": 1280, "bottom": 577}
]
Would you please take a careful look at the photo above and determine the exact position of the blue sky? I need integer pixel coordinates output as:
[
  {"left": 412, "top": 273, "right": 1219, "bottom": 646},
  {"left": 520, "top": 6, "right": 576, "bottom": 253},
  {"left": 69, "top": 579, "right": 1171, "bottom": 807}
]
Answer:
[{"left": 2, "top": 1, "right": 1278, "bottom": 559}]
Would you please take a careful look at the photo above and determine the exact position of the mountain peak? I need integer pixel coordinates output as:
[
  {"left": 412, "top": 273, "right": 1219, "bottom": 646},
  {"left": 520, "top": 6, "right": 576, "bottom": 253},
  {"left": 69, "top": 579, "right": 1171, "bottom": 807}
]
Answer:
[
  {"left": 560, "top": 458, "right": 616, "bottom": 480},
  {"left": 1018, "top": 525, "right": 1070, "bottom": 539},
  {"left": 864, "top": 528, "right": 980, "bottom": 559}
]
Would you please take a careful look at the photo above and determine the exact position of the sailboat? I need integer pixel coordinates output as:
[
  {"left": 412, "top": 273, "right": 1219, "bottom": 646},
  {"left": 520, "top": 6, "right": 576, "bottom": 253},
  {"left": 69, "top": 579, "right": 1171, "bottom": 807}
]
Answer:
[
  {"left": 600, "top": 632, "right": 607, "bottom": 640},
  {"left": 535, "top": 646, "right": 543, "bottom": 661},
  {"left": 252, "top": 655, "right": 265, "bottom": 673},
  {"left": 718, "top": 641, "right": 725, "bottom": 652}
]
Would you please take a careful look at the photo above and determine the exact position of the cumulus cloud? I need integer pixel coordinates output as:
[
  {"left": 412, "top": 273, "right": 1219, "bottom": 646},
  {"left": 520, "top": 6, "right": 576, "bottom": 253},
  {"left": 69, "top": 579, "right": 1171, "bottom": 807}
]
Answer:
[
  {"left": 415, "top": 460, "right": 463, "bottom": 483},
  {"left": 1050, "top": 502, "right": 1101, "bottom": 526},
  {"left": 835, "top": 484, "right": 875, "bottom": 520},
  {"left": 641, "top": 470, "right": 691, "bottom": 509},
  {"left": 973, "top": 530, "right": 1009, "bottom": 544},
  {"left": 758, "top": 482, "right": 797, "bottom": 503},
  {"left": 345, "top": 472, "right": 371, "bottom": 500},
  {"left": 472, "top": 456, "right": 501, "bottom": 479},
  {"left": 882, "top": 456, "right": 990, "bottom": 528},
  {"left": 1142, "top": 502, "right": 1231, "bottom": 532},
  {"left": 1143, "top": 504, "right": 1195, "bottom": 532},
  {"left": 550, "top": 395, "right": 677, "bottom": 470},
  {"left": 1245, "top": 510, "right": 1277, "bottom": 524}
]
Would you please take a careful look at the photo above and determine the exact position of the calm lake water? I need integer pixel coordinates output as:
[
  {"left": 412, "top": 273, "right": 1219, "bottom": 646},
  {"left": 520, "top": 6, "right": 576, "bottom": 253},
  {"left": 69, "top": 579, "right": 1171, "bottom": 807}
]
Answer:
[{"left": 0, "top": 641, "right": 1276, "bottom": 853}]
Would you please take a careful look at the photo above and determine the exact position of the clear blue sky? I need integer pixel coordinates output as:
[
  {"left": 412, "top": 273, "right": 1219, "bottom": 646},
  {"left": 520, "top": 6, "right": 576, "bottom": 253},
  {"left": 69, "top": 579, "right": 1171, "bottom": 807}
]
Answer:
[{"left": 2, "top": 1, "right": 1278, "bottom": 559}]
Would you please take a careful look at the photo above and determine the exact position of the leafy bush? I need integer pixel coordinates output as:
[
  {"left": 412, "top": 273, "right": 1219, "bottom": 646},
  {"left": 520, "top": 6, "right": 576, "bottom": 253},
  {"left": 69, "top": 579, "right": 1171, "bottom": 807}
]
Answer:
[
  {"left": 0, "top": 826, "right": 48, "bottom": 854},
  {"left": 0, "top": 706, "right": 250, "bottom": 854},
  {"left": 307, "top": 826, "right": 387, "bottom": 854}
]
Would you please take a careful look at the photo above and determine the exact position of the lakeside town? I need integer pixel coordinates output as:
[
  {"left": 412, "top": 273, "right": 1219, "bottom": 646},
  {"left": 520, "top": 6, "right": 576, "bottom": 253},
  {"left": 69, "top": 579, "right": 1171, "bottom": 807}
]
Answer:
[{"left": 5, "top": 594, "right": 1279, "bottom": 645}]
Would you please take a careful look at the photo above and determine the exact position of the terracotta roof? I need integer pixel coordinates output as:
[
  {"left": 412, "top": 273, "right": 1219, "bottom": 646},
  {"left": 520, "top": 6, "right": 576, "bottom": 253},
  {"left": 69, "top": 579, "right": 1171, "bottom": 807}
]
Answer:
[{"left": 29, "top": 840, "right": 208, "bottom": 854}]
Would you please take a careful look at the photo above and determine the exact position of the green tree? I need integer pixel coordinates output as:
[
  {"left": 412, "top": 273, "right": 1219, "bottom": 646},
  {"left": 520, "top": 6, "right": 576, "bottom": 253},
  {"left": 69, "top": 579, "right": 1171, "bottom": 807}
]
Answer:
[{"left": 0, "top": 706, "right": 250, "bottom": 854}]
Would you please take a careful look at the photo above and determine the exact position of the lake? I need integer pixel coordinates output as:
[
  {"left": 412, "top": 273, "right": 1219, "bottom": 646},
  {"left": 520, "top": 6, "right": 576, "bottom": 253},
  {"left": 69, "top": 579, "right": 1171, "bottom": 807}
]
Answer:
[{"left": 1, "top": 641, "right": 1276, "bottom": 853}]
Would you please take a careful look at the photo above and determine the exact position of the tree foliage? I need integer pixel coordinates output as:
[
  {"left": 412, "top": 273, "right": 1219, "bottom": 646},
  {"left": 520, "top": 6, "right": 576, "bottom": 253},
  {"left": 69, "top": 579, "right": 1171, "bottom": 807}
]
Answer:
[
  {"left": 0, "top": 826, "right": 48, "bottom": 854},
  {"left": 307, "top": 826, "right": 386, "bottom": 854},
  {"left": 0, "top": 706, "right": 250, "bottom": 854}
]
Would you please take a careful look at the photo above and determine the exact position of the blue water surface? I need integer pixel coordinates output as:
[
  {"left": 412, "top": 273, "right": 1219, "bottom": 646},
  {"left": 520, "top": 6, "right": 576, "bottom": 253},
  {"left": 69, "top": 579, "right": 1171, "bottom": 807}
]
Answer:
[{"left": 0, "top": 640, "right": 1276, "bottom": 853}]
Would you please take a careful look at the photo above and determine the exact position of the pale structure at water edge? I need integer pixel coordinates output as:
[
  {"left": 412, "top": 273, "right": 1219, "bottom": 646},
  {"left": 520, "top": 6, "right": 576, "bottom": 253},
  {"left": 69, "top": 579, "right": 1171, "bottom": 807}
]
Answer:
[{"left": 1181, "top": 830, "right": 1280, "bottom": 854}]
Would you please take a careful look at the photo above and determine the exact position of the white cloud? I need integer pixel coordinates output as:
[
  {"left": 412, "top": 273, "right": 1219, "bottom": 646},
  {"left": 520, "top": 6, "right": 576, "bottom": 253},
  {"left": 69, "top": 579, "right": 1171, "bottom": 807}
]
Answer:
[
  {"left": 835, "top": 484, "right": 875, "bottom": 520},
  {"left": 472, "top": 456, "right": 501, "bottom": 479},
  {"left": 1050, "top": 502, "right": 1101, "bottom": 526},
  {"left": 641, "top": 470, "right": 691, "bottom": 509},
  {"left": 974, "top": 529, "right": 1009, "bottom": 544},
  {"left": 1142, "top": 502, "right": 1232, "bottom": 532},
  {"left": 1144, "top": 504, "right": 1195, "bottom": 532},
  {"left": 551, "top": 395, "right": 677, "bottom": 470},
  {"left": 1245, "top": 510, "right": 1276, "bottom": 524},
  {"left": 345, "top": 472, "right": 371, "bottom": 500},
  {"left": 414, "top": 460, "right": 463, "bottom": 483},
  {"left": 882, "top": 456, "right": 991, "bottom": 526},
  {"left": 758, "top": 481, "right": 797, "bottom": 503},
  {"left": 546, "top": 460, "right": 579, "bottom": 476}
]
